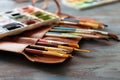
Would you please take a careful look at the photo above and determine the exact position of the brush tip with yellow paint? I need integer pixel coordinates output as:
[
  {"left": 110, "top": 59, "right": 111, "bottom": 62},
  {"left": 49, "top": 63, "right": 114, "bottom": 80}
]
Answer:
[
  {"left": 74, "top": 48, "right": 90, "bottom": 53},
  {"left": 68, "top": 43, "right": 80, "bottom": 48}
]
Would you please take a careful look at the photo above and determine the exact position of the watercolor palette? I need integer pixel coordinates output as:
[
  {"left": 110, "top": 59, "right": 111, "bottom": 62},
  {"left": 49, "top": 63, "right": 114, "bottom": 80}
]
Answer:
[
  {"left": 17, "top": 5, "right": 58, "bottom": 21},
  {"left": 0, "top": 5, "right": 59, "bottom": 39},
  {"left": 62, "top": 0, "right": 119, "bottom": 10}
]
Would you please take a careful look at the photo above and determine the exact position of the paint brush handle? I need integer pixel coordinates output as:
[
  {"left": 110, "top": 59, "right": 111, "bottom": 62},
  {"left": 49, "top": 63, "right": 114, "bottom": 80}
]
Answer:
[
  {"left": 60, "top": 21, "right": 104, "bottom": 29},
  {"left": 39, "top": 39, "right": 79, "bottom": 48},
  {"left": 36, "top": 42, "right": 89, "bottom": 53},
  {"left": 36, "top": 42, "right": 58, "bottom": 47},
  {"left": 61, "top": 17, "right": 106, "bottom": 29},
  {"left": 29, "top": 45, "right": 70, "bottom": 53},
  {"left": 25, "top": 48, "right": 73, "bottom": 58},
  {"left": 51, "top": 27, "right": 109, "bottom": 39},
  {"left": 58, "top": 45, "right": 90, "bottom": 53},
  {"left": 74, "top": 48, "right": 90, "bottom": 53},
  {"left": 45, "top": 32, "right": 82, "bottom": 39},
  {"left": 70, "top": 33, "right": 108, "bottom": 39},
  {"left": 36, "top": 39, "right": 89, "bottom": 53},
  {"left": 52, "top": 26, "right": 109, "bottom": 35}
]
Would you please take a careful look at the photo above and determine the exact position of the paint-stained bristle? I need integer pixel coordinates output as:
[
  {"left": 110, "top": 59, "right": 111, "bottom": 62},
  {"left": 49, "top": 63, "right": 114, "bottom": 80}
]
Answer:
[
  {"left": 74, "top": 48, "right": 90, "bottom": 53},
  {"left": 99, "top": 35, "right": 109, "bottom": 39},
  {"left": 108, "top": 33, "right": 120, "bottom": 41},
  {"left": 69, "top": 54, "right": 74, "bottom": 58},
  {"left": 68, "top": 43, "right": 79, "bottom": 48},
  {"left": 103, "top": 24, "right": 108, "bottom": 27},
  {"left": 58, "top": 45, "right": 73, "bottom": 50}
]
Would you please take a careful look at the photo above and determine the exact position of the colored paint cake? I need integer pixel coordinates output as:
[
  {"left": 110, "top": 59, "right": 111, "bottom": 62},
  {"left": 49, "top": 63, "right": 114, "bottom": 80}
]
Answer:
[
  {"left": 4, "top": 10, "right": 41, "bottom": 25},
  {"left": 17, "top": 5, "right": 58, "bottom": 21}
]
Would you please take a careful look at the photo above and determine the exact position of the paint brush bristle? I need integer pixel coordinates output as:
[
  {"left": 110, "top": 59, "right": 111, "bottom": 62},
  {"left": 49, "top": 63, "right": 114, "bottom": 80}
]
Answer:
[{"left": 108, "top": 33, "right": 120, "bottom": 41}]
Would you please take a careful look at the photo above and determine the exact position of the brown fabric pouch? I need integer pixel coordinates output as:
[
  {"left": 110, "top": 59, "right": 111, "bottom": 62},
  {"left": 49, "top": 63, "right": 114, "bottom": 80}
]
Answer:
[{"left": 0, "top": 24, "right": 81, "bottom": 64}]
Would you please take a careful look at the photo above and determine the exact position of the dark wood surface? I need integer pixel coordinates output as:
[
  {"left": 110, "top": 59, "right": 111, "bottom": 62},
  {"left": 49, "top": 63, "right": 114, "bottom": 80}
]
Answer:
[{"left": 0, "top": 0, "right": 120, "bottom": 80}]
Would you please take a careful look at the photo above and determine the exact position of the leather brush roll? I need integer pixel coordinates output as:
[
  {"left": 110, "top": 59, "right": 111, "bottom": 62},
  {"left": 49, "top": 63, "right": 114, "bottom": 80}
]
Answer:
[{"left": 0, "top": 24, "right": 81, "bottom": 64}]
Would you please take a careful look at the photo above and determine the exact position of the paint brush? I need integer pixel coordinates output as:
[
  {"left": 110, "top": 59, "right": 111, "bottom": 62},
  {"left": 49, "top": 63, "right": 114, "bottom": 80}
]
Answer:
[
  {"left": 36, "top": 42, "right": 90, "bottom": 53},
  {"left": 25, "top": 48, "right": 73, "bottom": 58},
  {"left": 36, "top": 41, "right": 58, "bottom": 47},
  {"left": 28, "top": 45, "right": 71, "bottom": 53},
  {"left": 51, "top": 26, "right": 103, "bottom": 33},
  {"left": 108, "top": 33, "right": 120, "bottom": 41},
  {"left": 68, "top": 33, "right": 108, "bottom": 39},
  {"left": 45, "top": 31, "right": 108, "bottom": 39},
  {"left": 45, "top": 32, "right": 82, "bottom": 39},
  {"left": 39, "top": 39, "right": 79, "bottom": 48},
  {"left": 61, "top": 20, "right": 105, "bottom": 29},
  {"left": 58, "top": 45, "right": 90, "bottom": 53},
  {"left": 51, "top": 27, "right": 120, "bottom": 41},
  {"left": 60, "top": 17, "right": 107, "bottom": 29}
]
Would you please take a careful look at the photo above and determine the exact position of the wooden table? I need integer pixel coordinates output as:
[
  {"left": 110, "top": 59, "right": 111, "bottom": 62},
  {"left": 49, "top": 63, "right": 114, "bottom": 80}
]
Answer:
[{"left": 0, "top": 1, "right": 120, "bottom": 80}]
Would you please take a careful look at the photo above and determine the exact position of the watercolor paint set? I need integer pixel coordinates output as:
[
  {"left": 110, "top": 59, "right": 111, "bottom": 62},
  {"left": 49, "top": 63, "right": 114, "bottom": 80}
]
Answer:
[
  {"left": 62, "top": 0, "right": 119, "bottom": 10},
  {"left": 0, "top": 5, "right": 59, "bottom": 39}
]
